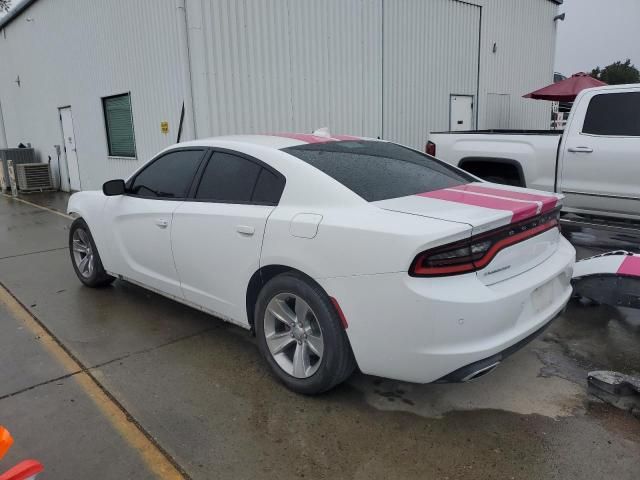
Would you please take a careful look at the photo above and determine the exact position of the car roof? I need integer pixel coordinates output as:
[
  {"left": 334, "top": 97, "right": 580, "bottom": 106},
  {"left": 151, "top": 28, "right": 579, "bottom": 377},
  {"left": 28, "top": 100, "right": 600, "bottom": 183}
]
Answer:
[
  {"left": 174, "top": 133, "right": 370, "bottom": 151},
  {"left": 150, "top": 133, "right": 383, "bottom": 209}
]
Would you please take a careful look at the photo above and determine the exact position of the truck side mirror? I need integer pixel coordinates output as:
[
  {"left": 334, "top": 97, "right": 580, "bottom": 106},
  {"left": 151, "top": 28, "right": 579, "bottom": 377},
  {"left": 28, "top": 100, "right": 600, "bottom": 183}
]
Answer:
[{"left": 103, "top": 179, "right": 126, "bottom": 196}]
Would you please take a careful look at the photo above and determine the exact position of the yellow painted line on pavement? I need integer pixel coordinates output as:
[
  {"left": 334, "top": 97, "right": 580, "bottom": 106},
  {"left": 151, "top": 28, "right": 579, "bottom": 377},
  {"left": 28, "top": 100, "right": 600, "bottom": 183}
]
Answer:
[
  {"left": 0, "top": 284, "right": 186, "bottom": 480},
  {"left": 0, "top": 193, "right": 72, "bottom": 219}
]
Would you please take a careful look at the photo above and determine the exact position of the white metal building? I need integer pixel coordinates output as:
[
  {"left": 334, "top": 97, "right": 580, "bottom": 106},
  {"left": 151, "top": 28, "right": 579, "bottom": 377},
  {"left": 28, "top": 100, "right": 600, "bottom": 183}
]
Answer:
[{"left": 0, "top": 0, "right": 562, "bottom": 191}]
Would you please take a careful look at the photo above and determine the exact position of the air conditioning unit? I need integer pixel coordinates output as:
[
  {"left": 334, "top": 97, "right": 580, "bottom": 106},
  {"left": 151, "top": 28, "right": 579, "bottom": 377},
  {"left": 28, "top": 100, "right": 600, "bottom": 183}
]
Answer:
[
  {"left": 0, "top": 148, "right": 36, "bottom": 191},
  {"left": 15, "top": 163, "right": 54, "bottom": 192}
]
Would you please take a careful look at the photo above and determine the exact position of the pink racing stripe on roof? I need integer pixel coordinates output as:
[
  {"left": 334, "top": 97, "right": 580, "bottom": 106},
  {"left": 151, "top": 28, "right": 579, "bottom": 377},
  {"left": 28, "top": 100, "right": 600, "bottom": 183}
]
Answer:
[
  {"left": 451, "top": 184, "right": 559, "bottom": 213},
  {"left": 270, "top": 133, "right": 337, "bottom": 144},
  {"left": 617, "top": 255, "right": 640, "bottom": 277},
  {"left": 417, "top": 188, "right": 539, "bottom": 223},
  {"left": 331, "top": 134, "right": 361, "bottom": 140},
  {"left": 269, "top": 133, "right": 362, "bottom": 143}
]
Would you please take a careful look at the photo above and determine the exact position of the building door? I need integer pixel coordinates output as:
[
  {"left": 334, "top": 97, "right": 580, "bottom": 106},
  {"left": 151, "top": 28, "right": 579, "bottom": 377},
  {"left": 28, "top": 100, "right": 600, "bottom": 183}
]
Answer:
[
  {"left": 59, "top": 107, "right": 81, "bottom": 191},
  {"left": 486, "top": 93, "right": 511, "bottom": 129},
  {"left": 450, "top": 95, "right": 474, "bottom": 131}
]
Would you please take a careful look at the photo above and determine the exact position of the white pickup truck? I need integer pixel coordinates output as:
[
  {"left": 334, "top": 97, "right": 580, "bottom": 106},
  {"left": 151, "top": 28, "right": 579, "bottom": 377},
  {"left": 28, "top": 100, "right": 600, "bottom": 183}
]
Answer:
[{"left": 428, "top": 84, "right": 640, "bottom": 222}]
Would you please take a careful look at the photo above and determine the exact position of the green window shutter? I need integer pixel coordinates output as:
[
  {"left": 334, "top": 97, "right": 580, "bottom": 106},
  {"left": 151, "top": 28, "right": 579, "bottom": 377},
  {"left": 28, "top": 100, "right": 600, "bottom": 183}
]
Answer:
[{"left": 104, "top": 94, "right": 136, "bottom": 157}]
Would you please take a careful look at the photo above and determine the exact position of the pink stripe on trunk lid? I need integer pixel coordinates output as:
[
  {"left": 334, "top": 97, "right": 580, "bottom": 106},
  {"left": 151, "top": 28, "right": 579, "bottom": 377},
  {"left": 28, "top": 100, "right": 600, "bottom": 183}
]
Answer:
[
  {"left": 617, "top": 256, "right": 640, "bottom": 277},
  {"left": 451, "top": 184, "right": 559, "bottom": 212},
  {"left": 417, "top": 188, "right": 539, "bottom": 223}
]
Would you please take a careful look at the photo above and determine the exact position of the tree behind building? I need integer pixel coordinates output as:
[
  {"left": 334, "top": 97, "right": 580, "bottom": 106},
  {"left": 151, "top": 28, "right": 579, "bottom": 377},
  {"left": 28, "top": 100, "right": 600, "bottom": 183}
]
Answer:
[{"left": 591, "top": 59, "right": 640, "bottom": 85}]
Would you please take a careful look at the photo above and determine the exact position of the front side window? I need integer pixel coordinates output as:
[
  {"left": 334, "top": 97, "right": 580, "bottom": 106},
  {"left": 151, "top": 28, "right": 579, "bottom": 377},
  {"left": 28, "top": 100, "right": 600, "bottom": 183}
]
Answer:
[
  {"left": 196, "top": 152, "right": 285, "bottom": 204},
  {"left": 283, "top": 140, "right": 471, "bottom": 202},
  {"left": 103, "top": 93, "right": 136, "bottom": 157},
  {"left": 582, "top": 92, "right": 640, "bottom": 136},
  {"left": 129, "top": 150, "right": 204, "bottom": 199}
]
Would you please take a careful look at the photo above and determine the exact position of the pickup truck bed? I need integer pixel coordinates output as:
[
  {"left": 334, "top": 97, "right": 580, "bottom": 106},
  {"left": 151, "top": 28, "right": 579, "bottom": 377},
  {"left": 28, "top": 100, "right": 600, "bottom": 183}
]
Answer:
[
  {"left": 428, "top": 131, "right": 563, "bottom": 191},
  {"left": 428, "top": 84, "right": 640, "bottom": 222}
]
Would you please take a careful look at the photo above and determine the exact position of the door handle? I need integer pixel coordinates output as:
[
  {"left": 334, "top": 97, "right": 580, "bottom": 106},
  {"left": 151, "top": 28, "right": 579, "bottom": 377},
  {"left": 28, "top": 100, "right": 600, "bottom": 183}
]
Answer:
[
  {"left": 236, "top": 225, "right": 255, "bottom": 236},
  {"left": 155, "top": 218, "right": 169, "bottom": 229},
  {"left": 568, "top": 146, "right": 593, "bottom": 153}
]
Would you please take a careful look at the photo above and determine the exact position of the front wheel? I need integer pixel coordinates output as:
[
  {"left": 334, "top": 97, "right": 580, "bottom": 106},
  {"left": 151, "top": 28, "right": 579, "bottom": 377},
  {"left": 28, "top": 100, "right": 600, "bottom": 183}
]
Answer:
[
  {"left": 255, "top": 273, "right": 356, "bottom": 394},
  {"left": 69, "top": 218, "right": 115, "bottom": 288}
]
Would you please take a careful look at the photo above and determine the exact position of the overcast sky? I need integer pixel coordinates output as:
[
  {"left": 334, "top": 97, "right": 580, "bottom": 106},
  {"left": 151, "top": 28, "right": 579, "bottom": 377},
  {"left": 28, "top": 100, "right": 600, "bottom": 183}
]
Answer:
[
  {"left": 3, "top": 0, "right": 639, "bottom": 78},
  {"left": 554, "top": 0, "right": 640, "bottom": 76}
]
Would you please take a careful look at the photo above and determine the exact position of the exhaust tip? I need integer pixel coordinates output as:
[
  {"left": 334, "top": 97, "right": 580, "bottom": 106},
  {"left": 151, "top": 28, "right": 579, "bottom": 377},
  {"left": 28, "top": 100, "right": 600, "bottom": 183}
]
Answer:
[
  {"left": 435, "top": 355, "right": 502, "bottom": 383},
  {"left": 461, "top": 362, "right": 501, "bottom": 382}
]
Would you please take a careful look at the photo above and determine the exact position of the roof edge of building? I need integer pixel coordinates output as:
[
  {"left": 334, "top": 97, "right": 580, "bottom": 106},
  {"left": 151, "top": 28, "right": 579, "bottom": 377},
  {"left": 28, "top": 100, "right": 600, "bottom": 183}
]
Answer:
[
  {"left": 1, "top": 0, "right": 563, "bottom": 31},
  {"left": 0, "top": 0, "right": 41, "bottom": 31}
]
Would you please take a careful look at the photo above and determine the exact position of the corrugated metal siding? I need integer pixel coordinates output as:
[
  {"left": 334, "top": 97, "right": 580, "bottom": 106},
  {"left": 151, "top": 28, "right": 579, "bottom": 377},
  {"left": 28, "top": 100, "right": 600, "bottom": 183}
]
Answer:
[
  {"left": 0, "top": 0, "right": 558, "bottom": 190},
  {"left": 0, "top": 0, "right": 184, "bottom": 190},
  {"left": 188, "top": 0, "right": 383, "bottom": 139},
  {"left": 190, "top": 0, "right": 557, "bottom": 148},
  {"left": 476, "top": 0, "right": 558, "bottom": 129},
  {"left": 383, "top": 0, "right": 481, "bottom": 148}
]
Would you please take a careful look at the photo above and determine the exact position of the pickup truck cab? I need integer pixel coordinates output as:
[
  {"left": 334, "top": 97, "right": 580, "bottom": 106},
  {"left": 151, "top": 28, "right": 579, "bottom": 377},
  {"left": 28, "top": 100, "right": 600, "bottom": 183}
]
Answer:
[{"left": 428, "top": 84, "right": 640, "bottom": 222}]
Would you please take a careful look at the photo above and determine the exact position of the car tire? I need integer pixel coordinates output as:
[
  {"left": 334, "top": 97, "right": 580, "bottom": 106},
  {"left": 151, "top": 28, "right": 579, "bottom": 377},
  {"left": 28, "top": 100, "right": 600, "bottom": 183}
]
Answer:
[
  {"left": 255, "top": 272, "right": 356, "bottom": 395},
  {"left": 69, "top": 218, "right": 115, "bottom": 288}
]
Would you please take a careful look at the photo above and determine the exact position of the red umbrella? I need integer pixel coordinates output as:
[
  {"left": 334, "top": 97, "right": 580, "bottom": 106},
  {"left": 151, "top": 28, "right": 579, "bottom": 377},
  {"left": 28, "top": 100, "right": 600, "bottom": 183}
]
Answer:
[{"left": 523, "top": 72, "right": 607, "bottom": 102}]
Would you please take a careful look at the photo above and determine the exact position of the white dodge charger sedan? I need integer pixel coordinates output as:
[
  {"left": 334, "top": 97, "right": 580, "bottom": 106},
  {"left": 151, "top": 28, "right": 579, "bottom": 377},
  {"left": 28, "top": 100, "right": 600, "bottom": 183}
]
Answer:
[{"left": 67, "top": 132, "right": 575, "bottom": 394}]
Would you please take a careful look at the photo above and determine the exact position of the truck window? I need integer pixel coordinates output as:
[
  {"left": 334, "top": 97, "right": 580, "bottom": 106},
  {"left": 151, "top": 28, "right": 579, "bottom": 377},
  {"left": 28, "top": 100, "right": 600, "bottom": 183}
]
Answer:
[{"left": 582, "top": 92, "right": 640, "bottom": 136}]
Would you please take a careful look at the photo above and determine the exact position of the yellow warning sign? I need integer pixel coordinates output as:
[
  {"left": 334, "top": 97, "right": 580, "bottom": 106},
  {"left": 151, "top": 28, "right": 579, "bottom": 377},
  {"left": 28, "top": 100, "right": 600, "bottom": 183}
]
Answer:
[{"left": 161, "top": 121, "right": 169, "bottom": 134}]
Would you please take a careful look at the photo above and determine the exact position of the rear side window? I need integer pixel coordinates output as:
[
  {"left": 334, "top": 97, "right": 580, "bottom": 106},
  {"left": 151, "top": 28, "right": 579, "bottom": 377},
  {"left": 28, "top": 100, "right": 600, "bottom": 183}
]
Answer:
[
  {"left": 252, "top": 168, "right": 285, "bottom": 204},
  {"left": 582, "top": 92, "right": 640, "bottom": 136},
  {"left": 129, "top": 149, "right": 204, "bottom": 198},
  {"left": 283, "top": 140, "right": 471, "bottom": 202},
  {"left": 196, "top": 152, "right": 285, "bottom": 204}
]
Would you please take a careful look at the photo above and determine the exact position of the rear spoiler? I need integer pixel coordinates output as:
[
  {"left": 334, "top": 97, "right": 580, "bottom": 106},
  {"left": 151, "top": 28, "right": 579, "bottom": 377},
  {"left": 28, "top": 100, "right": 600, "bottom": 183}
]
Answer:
[{"left": 571, "top": 251, "right": 640, "bottom": 309}]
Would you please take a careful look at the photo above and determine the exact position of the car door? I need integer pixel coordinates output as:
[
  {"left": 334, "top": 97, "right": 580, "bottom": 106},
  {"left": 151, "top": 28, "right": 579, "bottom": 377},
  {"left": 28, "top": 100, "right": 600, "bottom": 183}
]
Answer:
[
  {"left": 171, "top": 150, "right": 286, "bottom": 325},
  {"left": 559, "top": 89, "right": 640, "bottom": 218},
  {"left": 103, "top": 148, "right": 206, "bottom": 297}
]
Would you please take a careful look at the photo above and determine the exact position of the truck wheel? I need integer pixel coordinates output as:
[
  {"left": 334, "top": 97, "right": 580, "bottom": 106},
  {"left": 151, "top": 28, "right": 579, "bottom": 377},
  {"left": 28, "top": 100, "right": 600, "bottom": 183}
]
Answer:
[
  {"left": 255, "top": 272, "right": 356, "bottom": 395},
  {"left": 69, "top": 218, "right": 115, "bottom": 288}
]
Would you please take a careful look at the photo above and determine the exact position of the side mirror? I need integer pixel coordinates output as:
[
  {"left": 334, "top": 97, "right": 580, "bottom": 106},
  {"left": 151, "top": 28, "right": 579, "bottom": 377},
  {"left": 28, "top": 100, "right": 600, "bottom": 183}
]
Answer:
[{"left": 103, "top": 179, "right": 126, "bottom": 196}]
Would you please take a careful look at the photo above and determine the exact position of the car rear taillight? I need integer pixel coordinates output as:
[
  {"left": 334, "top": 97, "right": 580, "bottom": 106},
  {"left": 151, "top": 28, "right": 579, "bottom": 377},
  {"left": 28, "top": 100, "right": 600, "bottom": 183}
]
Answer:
[
  {"left": 425, "top": 141, "right": 436, "bottom": 157},
  {"left": 409, "top": 209, "right": 561, "bottom": 277}
]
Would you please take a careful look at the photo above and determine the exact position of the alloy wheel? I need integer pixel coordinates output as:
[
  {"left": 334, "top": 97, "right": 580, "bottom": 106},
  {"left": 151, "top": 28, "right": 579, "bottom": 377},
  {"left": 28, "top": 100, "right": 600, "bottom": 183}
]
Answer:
[
  {"left": 71, "top": 228, "right": 95, "bottom": 278},
  {"left": 263, "top": 293, "right": 324, "bottom": 378}
]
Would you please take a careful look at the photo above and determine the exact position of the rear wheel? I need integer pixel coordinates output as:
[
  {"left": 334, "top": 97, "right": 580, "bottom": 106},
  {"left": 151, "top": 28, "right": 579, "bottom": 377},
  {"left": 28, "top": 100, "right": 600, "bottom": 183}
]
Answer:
[
  {"left": 69, "top": 218, "right": 115, "bottom": 288},
  {"left": 255, "top": 273, "right": 355, "bottom": 394}
]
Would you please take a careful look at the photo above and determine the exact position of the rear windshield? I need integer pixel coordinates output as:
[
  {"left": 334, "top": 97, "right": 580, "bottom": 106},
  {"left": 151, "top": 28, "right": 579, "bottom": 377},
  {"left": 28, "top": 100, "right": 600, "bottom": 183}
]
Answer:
[{"left": 282, "top": 140, "right": 472, "bottom": 201}]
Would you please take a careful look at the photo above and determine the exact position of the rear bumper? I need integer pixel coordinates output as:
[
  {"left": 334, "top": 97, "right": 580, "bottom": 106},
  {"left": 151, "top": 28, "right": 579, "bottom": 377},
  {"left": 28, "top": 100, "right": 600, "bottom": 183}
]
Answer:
[
  {"left": 319, "top": 236, "right": 575, "bottom": 383},
  {"left": 435, "top": 311, "right": 561, "bottom": 382}
]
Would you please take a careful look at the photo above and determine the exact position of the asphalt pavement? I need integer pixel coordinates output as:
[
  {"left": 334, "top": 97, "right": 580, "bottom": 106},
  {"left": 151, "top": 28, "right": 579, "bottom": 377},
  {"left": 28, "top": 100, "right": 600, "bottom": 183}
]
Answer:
[{"left": 0, "top": 192, "right": 638, "bottom": 480}]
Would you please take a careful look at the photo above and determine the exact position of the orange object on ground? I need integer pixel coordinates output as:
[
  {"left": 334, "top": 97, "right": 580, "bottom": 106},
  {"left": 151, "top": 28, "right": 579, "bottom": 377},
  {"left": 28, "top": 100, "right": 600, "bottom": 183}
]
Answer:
[
  {"left": 0, "top": 460, "right": 44, "bottom": 480},
  {"left": 0, "top": 427, "right": 13, "bottom": 461}
]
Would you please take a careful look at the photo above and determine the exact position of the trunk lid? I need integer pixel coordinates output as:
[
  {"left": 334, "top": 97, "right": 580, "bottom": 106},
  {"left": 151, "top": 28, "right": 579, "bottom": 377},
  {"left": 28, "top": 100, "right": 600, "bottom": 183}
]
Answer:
[{"left": 375, "top": 182, "right": 563, "bottom": 284}]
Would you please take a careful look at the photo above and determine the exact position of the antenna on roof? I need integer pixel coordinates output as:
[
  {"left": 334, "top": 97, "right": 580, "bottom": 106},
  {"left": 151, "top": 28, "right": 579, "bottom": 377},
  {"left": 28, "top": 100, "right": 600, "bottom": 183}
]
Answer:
[{"left": 312, "top": 127, "right": 331, "bottom": 138}]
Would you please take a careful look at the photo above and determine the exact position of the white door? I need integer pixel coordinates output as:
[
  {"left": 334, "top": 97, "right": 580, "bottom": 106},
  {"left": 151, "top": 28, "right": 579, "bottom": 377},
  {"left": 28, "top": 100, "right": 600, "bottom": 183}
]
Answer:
[
  {"left": 59, "top": 107, "right": 81, "bottom": 191},
  {"left": 102, "top": 149, "right": 206, "bottom": 297},
  {"left": 450, "top": 95, "right": 474, "bottom": 131},
  {"left": 104, "top": 196, "right": 184, "bottom": 297},
  {"left": 559, "top": 89, "right": 640, "bottom": 217},
  {"left": 172, "top": 151, "right": 280, "bottom": 325}
]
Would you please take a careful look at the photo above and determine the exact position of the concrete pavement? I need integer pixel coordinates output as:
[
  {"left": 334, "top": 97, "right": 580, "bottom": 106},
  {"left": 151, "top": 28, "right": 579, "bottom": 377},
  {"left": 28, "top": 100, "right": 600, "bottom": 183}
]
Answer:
[{"left": 0, "top": 192, "right": 638, "bottom": 479}]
